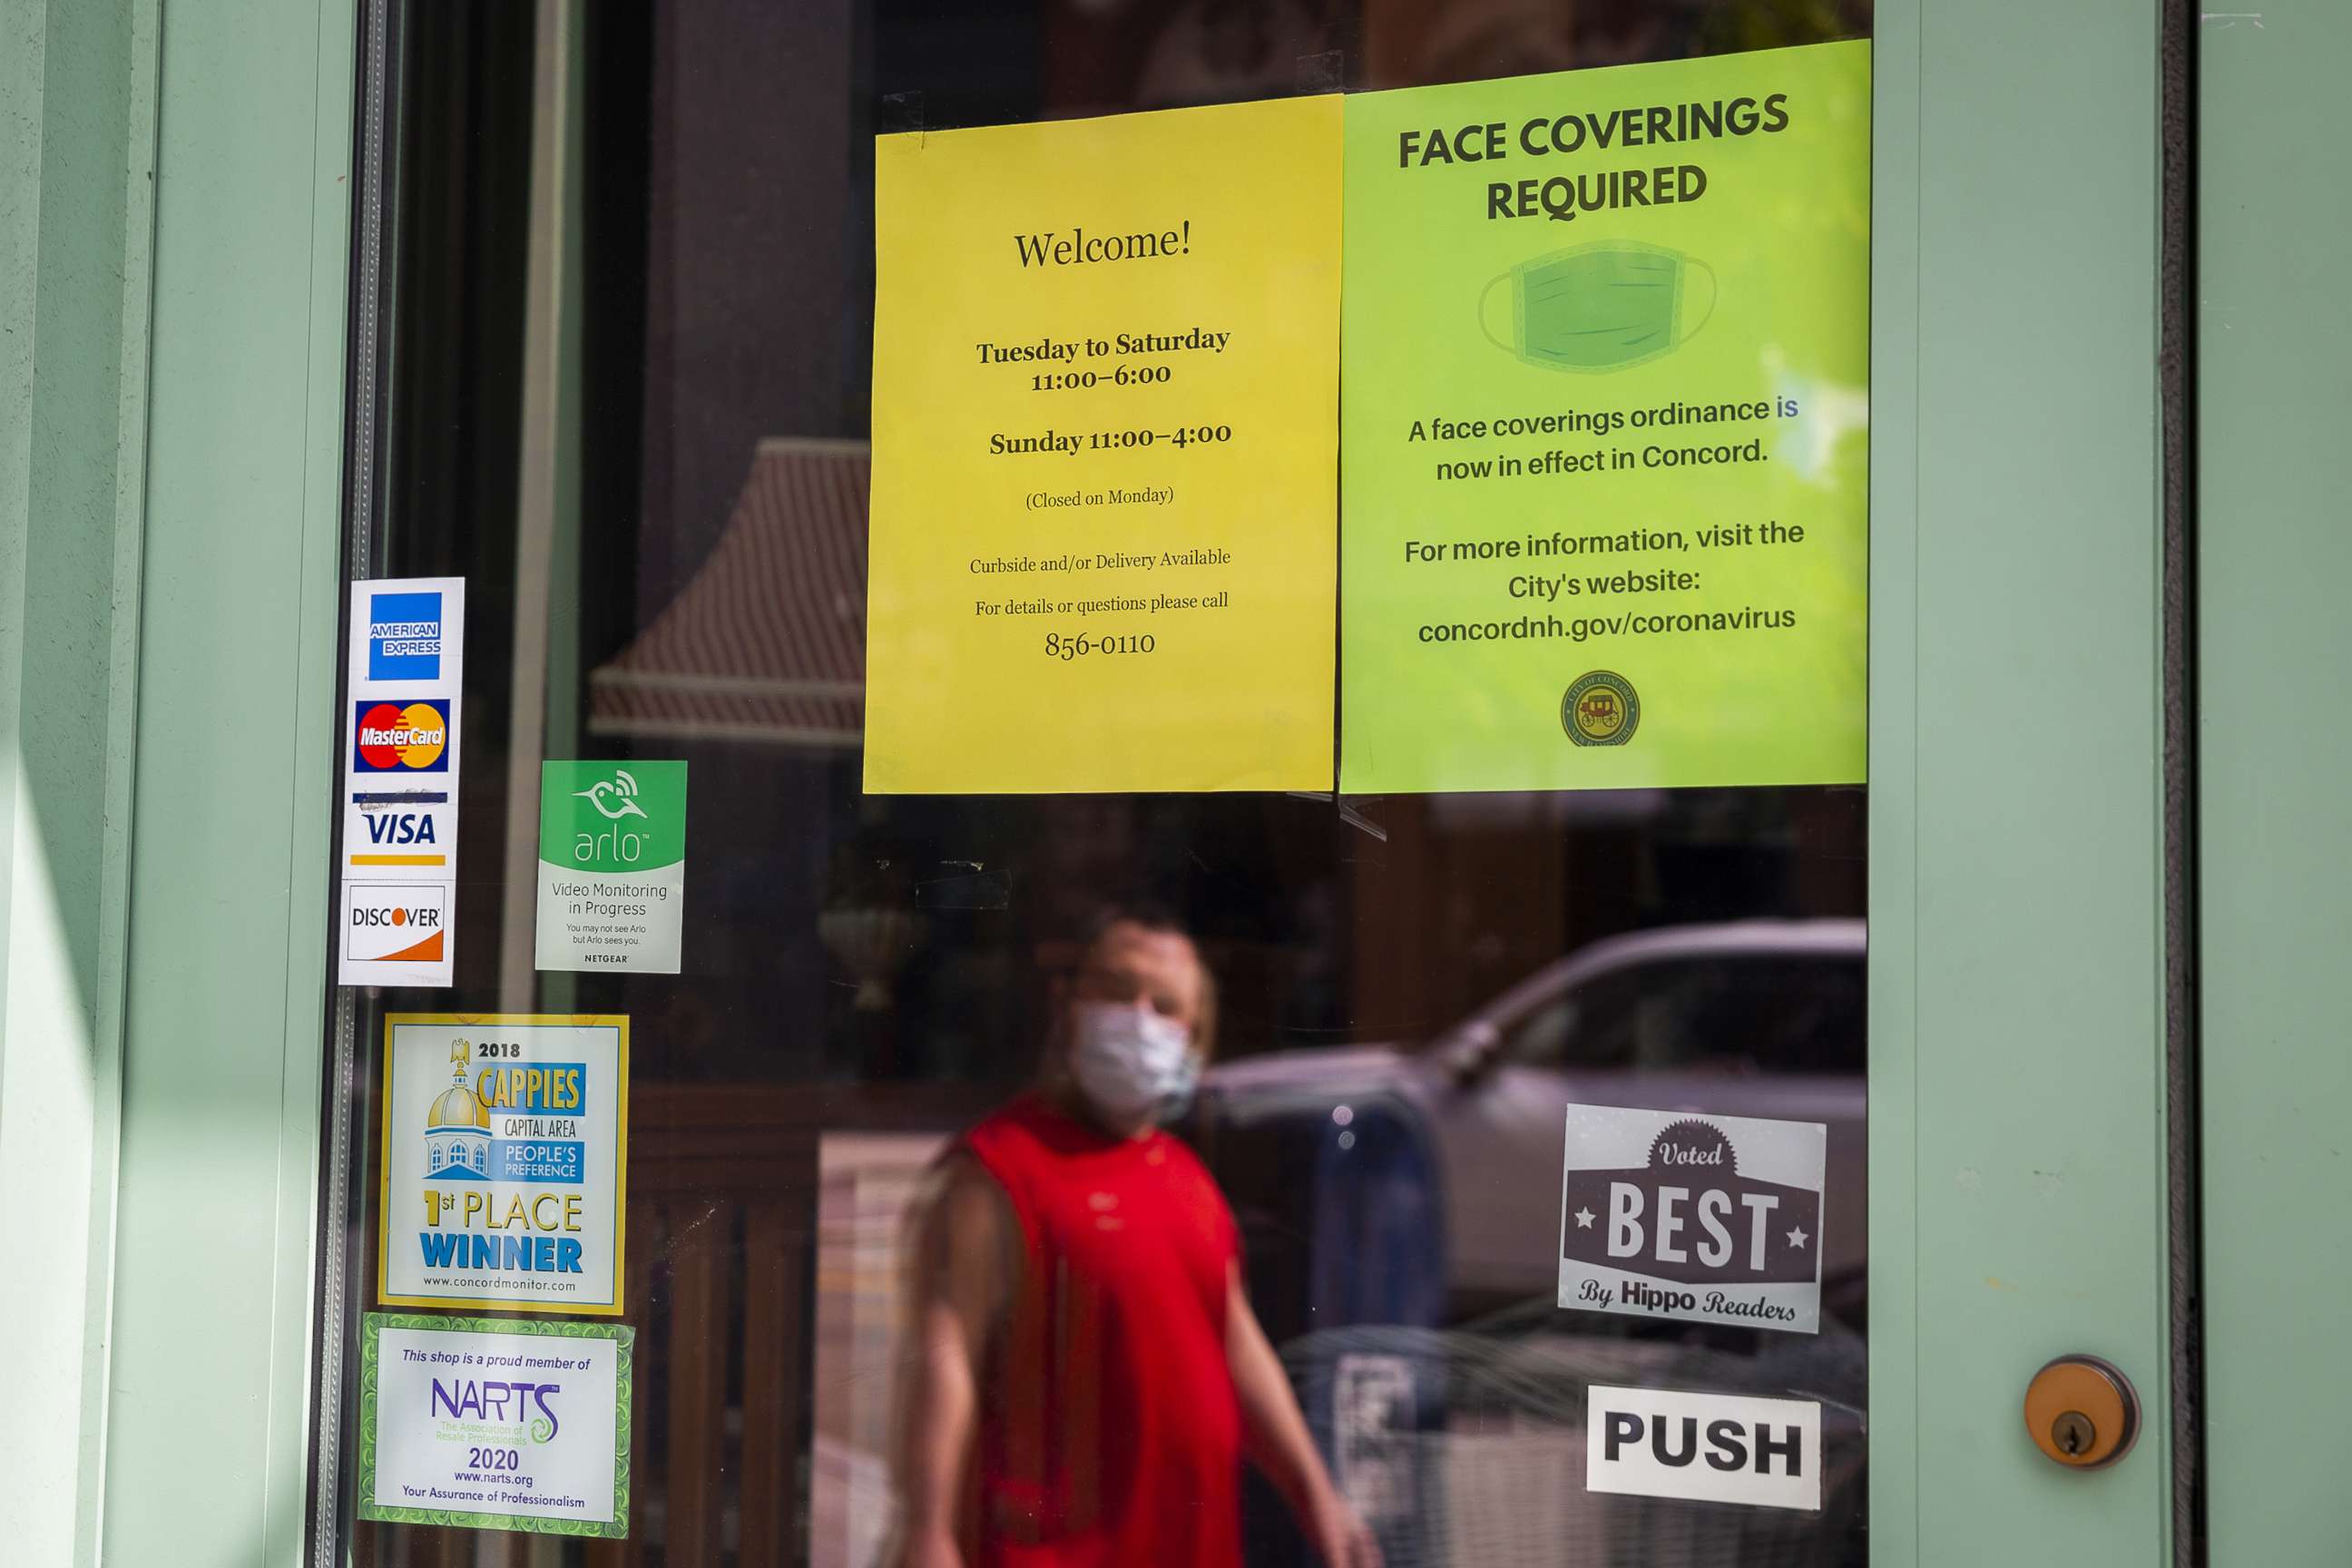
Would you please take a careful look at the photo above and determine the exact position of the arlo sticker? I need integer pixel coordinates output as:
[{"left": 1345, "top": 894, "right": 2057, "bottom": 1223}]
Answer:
[
  {"left": 534, "top": 761, "right": 687, "bottom": 975},
  {"left": 1558, "top": 1104, "right": 1828, "bottom": 1334},
  {"left": 1586, "top": 1384, "right": 1821, "bottom": 1513}
]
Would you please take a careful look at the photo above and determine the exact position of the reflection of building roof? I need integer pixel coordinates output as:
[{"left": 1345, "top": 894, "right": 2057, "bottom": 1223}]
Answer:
[
  {"left": 427, "top": 1081, "right": 490, "bottom": 1131},
  {"left": 589, "top": 436, "right": 867, "bottom": 748}
]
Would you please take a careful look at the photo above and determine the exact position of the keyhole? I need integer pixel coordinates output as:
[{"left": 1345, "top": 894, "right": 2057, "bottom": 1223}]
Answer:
[{"left": 2053, "top": 1411, "right": 2095, "bottom": 1457}]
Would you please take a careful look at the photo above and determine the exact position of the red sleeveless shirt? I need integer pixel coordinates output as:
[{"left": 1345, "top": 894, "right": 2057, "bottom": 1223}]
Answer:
[{"left": 961, "top": 1094, "right": 1243, "bottom": 1568}]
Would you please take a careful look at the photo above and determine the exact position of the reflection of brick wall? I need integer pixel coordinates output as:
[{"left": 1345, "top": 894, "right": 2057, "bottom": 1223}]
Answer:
[
  {"left": 638, "top": 2, "right": 857, "bottom": 628},
  {"left": 1348, "top": 790, "right": 1864, "bottom": 1047},
  {"left": 607, "top": 1084, "right": 991, "bottom": 1568},
  {"left": 1349, "top": 797, "right": 1582, "bottom": 1044},
  {"left": 1361, "top": 0, "right": 1583, "bottom": 86},
  {"left": 810, "top": 1134, "right": 954, "bottom": 1568},
  {"left": 1044, "top": 0, "right": 1350, "bottom": 116}
]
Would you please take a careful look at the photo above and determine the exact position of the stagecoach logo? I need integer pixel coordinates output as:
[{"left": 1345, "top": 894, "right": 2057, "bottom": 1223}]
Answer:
[
  {"left": 1562, "top": 670, "right": 1639, "bottom": 745},
  {"left": 1559, "top": 1104, "right": 1829, "bottom": 1335}
]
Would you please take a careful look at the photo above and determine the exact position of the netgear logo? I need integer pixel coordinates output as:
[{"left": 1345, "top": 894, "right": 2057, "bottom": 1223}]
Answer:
[{"left": 369, "top": 590, "right": 444, "bottom": 681}]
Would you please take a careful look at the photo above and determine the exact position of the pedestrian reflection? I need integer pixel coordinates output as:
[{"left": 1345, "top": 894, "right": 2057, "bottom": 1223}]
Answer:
[{"left": 888, "top": 906, "right": 1379, "bottom": 1568}]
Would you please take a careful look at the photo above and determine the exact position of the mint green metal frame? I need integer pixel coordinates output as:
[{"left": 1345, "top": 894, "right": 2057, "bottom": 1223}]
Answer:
[
  {"left": 45, "top": 0, "right": 351, "bottom": 1563},
  {"left": 0, "top": 1, "right": 163, "bottom": 1562},
  {"left": 2197, "top": 3, "right": 2351, "bottom": 1558},
  {"left": 1869, "top": 1, "right": 2175, "bottom": 1562}
]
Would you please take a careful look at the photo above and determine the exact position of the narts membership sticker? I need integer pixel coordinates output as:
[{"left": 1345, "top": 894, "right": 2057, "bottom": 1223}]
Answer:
[
  {"left": 358, "top": 1312, "right": 632, "bottom": 1536},
  {"left": 1558, "top": 1103, "right": 1827, "bottom": 1334}
]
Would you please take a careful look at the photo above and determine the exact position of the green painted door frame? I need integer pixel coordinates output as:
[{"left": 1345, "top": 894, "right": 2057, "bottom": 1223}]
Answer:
[
  {"left": 1, "top": 0, "right": 354, "bottom": 1563},
  {"left": 0, "top": 2, "right": 162, "bottom": 1562},
  {"left": 1, "top": 1, "right": 2191, "bottom": 1563},
  {"left": 2197, "top": 4, "right": 2352, "bottom": 1562},
  {"left": 1867, "top": 1, "right": 2180, "bottom": 1563},
  {"left": 102, "top": 0, "right": 355, "bottom": 1559}
]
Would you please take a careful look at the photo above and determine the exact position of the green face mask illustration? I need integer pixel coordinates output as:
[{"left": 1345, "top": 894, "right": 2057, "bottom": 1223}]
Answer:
[{"left": 1480, "top": 240, "right": 1717, "bottom": 373}]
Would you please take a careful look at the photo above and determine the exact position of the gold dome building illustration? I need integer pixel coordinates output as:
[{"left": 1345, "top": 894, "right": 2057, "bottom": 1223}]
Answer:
[{"left": 423, "top": 1039, "right": 491, "bottom": 1181}]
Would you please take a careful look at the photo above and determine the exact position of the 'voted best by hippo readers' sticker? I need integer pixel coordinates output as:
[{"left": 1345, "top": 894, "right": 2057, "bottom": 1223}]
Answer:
[
  {"left": 1558, "top": 1104, "right": 1828, "bottom": 1334},
  {"left": 379, "top": 1014, "right": 629, "bottom": 1316}
]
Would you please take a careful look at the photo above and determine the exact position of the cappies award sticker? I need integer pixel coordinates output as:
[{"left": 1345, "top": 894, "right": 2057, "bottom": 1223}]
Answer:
[
  {"left": 1558, "top": 1104, "right": 1828, "bottom": 1334},
  {"left": 378, "top": 1014, "right": 629, "bottom": 1315}
]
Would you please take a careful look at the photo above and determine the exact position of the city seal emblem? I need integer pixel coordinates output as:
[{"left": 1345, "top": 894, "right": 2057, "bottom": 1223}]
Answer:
[{"left": 1563, "top": 671, "right": 1640, "bottom": 746}]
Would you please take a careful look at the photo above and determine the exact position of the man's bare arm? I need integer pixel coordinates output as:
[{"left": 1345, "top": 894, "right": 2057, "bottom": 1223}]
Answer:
[
  {"left": 892, "top": 1158, "right": 1018, "bottom": 1567},
  {"left": 1225, "top": 1265, "right": 1382, "bottom": 1568}
]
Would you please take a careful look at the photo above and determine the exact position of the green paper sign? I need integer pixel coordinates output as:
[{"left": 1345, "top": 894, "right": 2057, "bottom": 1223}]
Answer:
[
  {"left": 357, "top": 1312, "right": 634, "bottom": 1537},
  {"left": 1338, "top": 41, "right": 1870, "bottom": 793},
  {"left": 535, "top": 761, "right": 688, "bottom": 973}
]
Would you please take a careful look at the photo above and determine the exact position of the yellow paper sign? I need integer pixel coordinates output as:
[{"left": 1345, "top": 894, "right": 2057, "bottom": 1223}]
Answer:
[{"left": 866, "top": 97, "right": 1341, "bottom": 794}]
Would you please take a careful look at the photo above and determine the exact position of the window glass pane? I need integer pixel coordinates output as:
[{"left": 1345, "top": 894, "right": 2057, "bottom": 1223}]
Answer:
[{"left": 322, "top": 3, "right": 1873, "bottom": 1563}]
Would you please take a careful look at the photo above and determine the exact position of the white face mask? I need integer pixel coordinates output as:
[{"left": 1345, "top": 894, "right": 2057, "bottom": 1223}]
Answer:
[{"left": 1068, "top": 1001, "right": 1199, "bottom": 1127}]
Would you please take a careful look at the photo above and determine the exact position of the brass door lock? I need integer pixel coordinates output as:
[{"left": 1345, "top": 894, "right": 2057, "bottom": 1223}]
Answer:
[{"left": 2023, "top": 1354, "right": 2141, "bottom": 1469}]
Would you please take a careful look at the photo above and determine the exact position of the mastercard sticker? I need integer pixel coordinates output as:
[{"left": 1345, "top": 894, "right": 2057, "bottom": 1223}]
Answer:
[{"left": 353, "top": 699, "right": 453, "bottom": 773}]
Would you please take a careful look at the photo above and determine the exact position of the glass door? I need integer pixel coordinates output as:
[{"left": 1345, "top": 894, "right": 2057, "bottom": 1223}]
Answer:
[{"left": 313, "top": 4, "right": 1891, "bottom": 1563}]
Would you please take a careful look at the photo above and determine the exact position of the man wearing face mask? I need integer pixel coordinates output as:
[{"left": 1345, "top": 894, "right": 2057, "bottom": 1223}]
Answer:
[{"left": 891, "top": 907, "right": 1379, "bottom": 1568}]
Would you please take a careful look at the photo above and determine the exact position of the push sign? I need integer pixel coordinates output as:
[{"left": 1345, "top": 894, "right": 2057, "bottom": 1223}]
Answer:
[
  {"left": 1586, "top": 1385, "right": 1821, "bottom": 1513},
  {"left": 1557, "top": 1105, "right": 1828, "bottom": 1335}
]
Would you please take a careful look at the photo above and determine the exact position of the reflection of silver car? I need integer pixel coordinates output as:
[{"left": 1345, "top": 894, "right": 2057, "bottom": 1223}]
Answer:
[{"left": 1203, "top": 920, "right": 1867, "bottom": 1318}]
